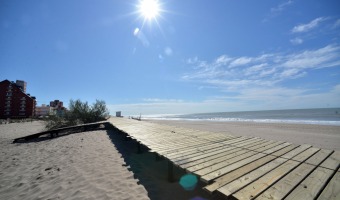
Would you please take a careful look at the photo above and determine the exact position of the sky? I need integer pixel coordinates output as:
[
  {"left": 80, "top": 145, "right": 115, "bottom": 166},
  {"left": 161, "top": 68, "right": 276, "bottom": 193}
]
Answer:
[{"left": 1, "top": 0, "right": 340, "bottom": 115}]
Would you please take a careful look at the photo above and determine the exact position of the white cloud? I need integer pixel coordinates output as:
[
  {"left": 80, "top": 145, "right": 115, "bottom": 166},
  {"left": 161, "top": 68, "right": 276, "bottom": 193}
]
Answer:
[
  {"left": 291, "top": 17, "right": 326, "bottom": 33},
  {"left": 270, "top": 0, "right": 294, "bottom": 14},
  {"left": 214, "top": 55, "right": 232, "bottom": 66},
  {"left": 290, "top": 37, "right": 303, "bottom": 45},
  {"left": 282, "top": 45, "right": 340, "bottom": 69},
  {"left": 142, "top": 98, "right": 183, "bottom": 103},
  {"left": 230, "top": 57, "right": 253, "bottom": 67},
  {"left": 244, "top": 63, "right": 268, "bottom": 76},
  {"left": 107, "top": 84, "right": 340, "bottom": 115},
  {"left": 184, "top": 44, "right": 340, "bottom": 90},
  {"left": 263, "top": 0, "right": 294, "bottom": 22}
]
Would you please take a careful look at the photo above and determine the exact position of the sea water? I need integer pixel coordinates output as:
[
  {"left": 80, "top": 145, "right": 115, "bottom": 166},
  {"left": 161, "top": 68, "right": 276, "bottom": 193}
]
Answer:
[{"left": 142, "top": 108, "right": 340, "bottom": 126}]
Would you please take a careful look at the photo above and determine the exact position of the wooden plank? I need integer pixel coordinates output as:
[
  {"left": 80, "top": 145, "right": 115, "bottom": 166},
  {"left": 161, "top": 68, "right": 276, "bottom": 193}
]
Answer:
[
  {"left": 231, "top": 147, "right": 319, "bottom": 200},
  {"left": 319, "top": 151, "right": 340, "bottom": 170},
  {"left": 285, "top": 167, "right": 335, "bottom": 200},
  {"left": 200, "top": 142, "right": 291, "bottom": 182},
  {"left": 166, "top": 137, "right": 252, "bottom": 159},
  {"left": 181, "top": 140, "right": 273, "bottom": 169},
  {"left": 204, "top": 144, "right": 298, "bottom": 193},
  {"left": 167, "top": 137, "right": 257, "bottom": 161},
  {"left": 256, "top": 149, "right": 332, "bottom": 200},
  {"left": 215, "top": 145, "right": 312, "bottom": 196},
  {"left": 177, "top": 139, "right": 270, "bottom": 166},
  {"left": 317, "top": 171, "right": 340, "bottom": 200},
  {"left": 283, "top": 151, "right": 339, "bottom": 200},
  {"left": 195, "top": 141, "right": 284, "bottom": 177}
]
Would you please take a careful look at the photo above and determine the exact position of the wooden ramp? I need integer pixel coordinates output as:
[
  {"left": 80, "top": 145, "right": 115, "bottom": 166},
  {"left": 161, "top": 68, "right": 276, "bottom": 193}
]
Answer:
[
  {"left": 13, "top": 121, "right": 109, "bottom": 143},
  {"left": 108, "top": 117, "right": 340, "bottom": 200}
]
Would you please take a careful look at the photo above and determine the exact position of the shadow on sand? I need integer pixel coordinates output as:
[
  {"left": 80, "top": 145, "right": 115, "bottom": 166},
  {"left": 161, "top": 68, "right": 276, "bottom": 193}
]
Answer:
[{"left": 106, "top": 127, "right": 230, "bottom": 200}]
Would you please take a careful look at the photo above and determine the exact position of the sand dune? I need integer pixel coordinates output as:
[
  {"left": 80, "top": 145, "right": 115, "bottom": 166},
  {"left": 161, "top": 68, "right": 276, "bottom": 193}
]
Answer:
[{"left": 0, "top": 121, "right": 149, "bottom": 200}]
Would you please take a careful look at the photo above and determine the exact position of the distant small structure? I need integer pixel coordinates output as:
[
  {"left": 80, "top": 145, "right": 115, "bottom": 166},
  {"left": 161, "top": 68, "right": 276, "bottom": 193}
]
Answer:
[
  {"left": 116, "top": 111, "right": 122, "bottom": 117},
  {"left": 35, "top": 104, "right": 52, "bottom": 117},
  {"left": 49, "top": 100, "right": 66, "bottom": 117}
]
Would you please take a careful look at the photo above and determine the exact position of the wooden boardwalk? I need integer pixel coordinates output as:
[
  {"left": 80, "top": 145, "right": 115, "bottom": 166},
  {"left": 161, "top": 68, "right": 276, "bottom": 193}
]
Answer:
[{"left": 108, "top": 117, "right": 340, "bottom": 200}]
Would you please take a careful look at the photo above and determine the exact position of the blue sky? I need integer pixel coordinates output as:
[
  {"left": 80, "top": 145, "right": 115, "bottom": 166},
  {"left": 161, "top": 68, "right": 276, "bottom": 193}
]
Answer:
[{"left": 1, "top": 0, "right": 340, "bottom": 115}]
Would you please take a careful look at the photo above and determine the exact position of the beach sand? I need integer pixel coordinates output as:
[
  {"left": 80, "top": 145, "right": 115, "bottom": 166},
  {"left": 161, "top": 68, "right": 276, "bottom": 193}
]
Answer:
[
  {"left": 0, "top": 121, "right": 149, "bottom": 200},
  {"left": 0, "top": 121, "right": 212, "bottom": 200},
  {"left": 147, "top": 120, "right": 340, "bottom": 151},
  {"left": 2, "top": 120, "right": 339, "bottom": 200}
]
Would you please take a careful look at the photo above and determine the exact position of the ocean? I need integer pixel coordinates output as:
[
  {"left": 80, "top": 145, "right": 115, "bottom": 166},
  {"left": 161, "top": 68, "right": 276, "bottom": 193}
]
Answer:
[{"left": 142, "top": 108, "right": 340, "bottom": 126}]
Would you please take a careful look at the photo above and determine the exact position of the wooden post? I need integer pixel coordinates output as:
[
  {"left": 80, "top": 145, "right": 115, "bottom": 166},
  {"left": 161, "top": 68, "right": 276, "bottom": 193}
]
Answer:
[
  {"left": 168, "top": 160, "right": 174, "bottom": 182},
  {"left": 137, "top": 142, "right": 142, "bottom": 154}
]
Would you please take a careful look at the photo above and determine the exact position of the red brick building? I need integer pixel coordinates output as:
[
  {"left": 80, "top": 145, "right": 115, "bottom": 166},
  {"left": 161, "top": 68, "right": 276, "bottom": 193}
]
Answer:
[{"left": 0, "top": 80, "right": 36, "bottom": 119}]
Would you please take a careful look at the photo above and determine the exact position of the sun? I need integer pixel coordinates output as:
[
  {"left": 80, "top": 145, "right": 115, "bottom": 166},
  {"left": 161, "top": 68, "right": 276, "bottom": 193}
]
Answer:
[{"left": 138, "top": 0, "right": 160, "bottom": 20}]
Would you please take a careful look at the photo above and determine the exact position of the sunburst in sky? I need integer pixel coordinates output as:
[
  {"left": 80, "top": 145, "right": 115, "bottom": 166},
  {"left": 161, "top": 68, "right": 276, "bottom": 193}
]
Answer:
[
  {"left": 138, "top": 0, "right": 161, "bottom": 21},
  {"left": 1, "top": 0, "right": 340, "bottom": 115}
]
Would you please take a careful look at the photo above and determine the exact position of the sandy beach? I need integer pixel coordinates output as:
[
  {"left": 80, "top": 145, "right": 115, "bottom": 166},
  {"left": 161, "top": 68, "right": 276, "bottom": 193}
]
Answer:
[
  {"left": 0, "top": 121, "right": 149, "bottom": 200},
  {"left": 147, "top": 120, "right": 340, "bottom": 151},
  {"left": 0, "top": 121, "right": 213, "bottom": 200},
  {"left": 1, "top": 119, "right": 339, "bottom": 200}
]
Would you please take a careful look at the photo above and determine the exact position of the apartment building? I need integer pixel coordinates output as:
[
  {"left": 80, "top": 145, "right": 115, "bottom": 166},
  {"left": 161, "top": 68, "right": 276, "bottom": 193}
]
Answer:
[{"left": 0, "top": 80, "right": 36, "bottom": 119}]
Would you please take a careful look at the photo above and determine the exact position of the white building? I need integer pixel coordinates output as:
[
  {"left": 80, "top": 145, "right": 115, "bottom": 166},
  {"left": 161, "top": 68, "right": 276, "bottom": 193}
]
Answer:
[{"left": 35, "top": 104, "right": 52, "bottom": 117}]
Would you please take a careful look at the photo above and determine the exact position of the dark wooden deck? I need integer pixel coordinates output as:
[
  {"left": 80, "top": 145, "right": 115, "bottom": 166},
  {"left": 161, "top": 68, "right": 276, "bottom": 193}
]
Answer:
[{"left": 13, "top": 121, "right": 110, "bottom": 143}]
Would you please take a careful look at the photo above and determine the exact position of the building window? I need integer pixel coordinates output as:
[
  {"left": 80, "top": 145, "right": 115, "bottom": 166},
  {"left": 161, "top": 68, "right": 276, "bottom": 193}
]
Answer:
[
  {"left": 6, "top": 92, "right": 12, "bottom": 96},
  {"left": 4, "top": 112, "right": 10, "bottom": 115}
]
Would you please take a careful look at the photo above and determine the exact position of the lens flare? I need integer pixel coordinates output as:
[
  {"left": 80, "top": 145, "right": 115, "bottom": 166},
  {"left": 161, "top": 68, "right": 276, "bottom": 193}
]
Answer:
[{"left": 179, "top": 174, "right": 198, "bottom": 191}]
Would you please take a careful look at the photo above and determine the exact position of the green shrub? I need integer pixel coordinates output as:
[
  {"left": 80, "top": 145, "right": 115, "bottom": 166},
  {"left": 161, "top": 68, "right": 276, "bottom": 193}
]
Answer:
[{"left": 45, "top": 99, "right": 109, "bottom": 130}]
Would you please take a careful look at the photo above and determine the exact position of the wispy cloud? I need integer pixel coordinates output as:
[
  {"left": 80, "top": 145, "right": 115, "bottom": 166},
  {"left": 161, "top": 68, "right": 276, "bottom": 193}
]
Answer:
[
  {"left": 183, "top": 44, "right": 340, "bottom": 91},
  {"left": 107, "top": 84, "right": 340, "bottom": 115},
  {"left": 270, "top": 0, "right": 294, "bottom": 14},
  {"left": 142, "top": 98, "right": 184, "bottom": 103},
  {"left": 263, "top": 0, "right": 294, "bottom": 22},
  {"left": 291, "top": 17, "right": 327, "bottom": 33},
  {"left": 290, "top": 37, "right": 303, "bottom": 45}
]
